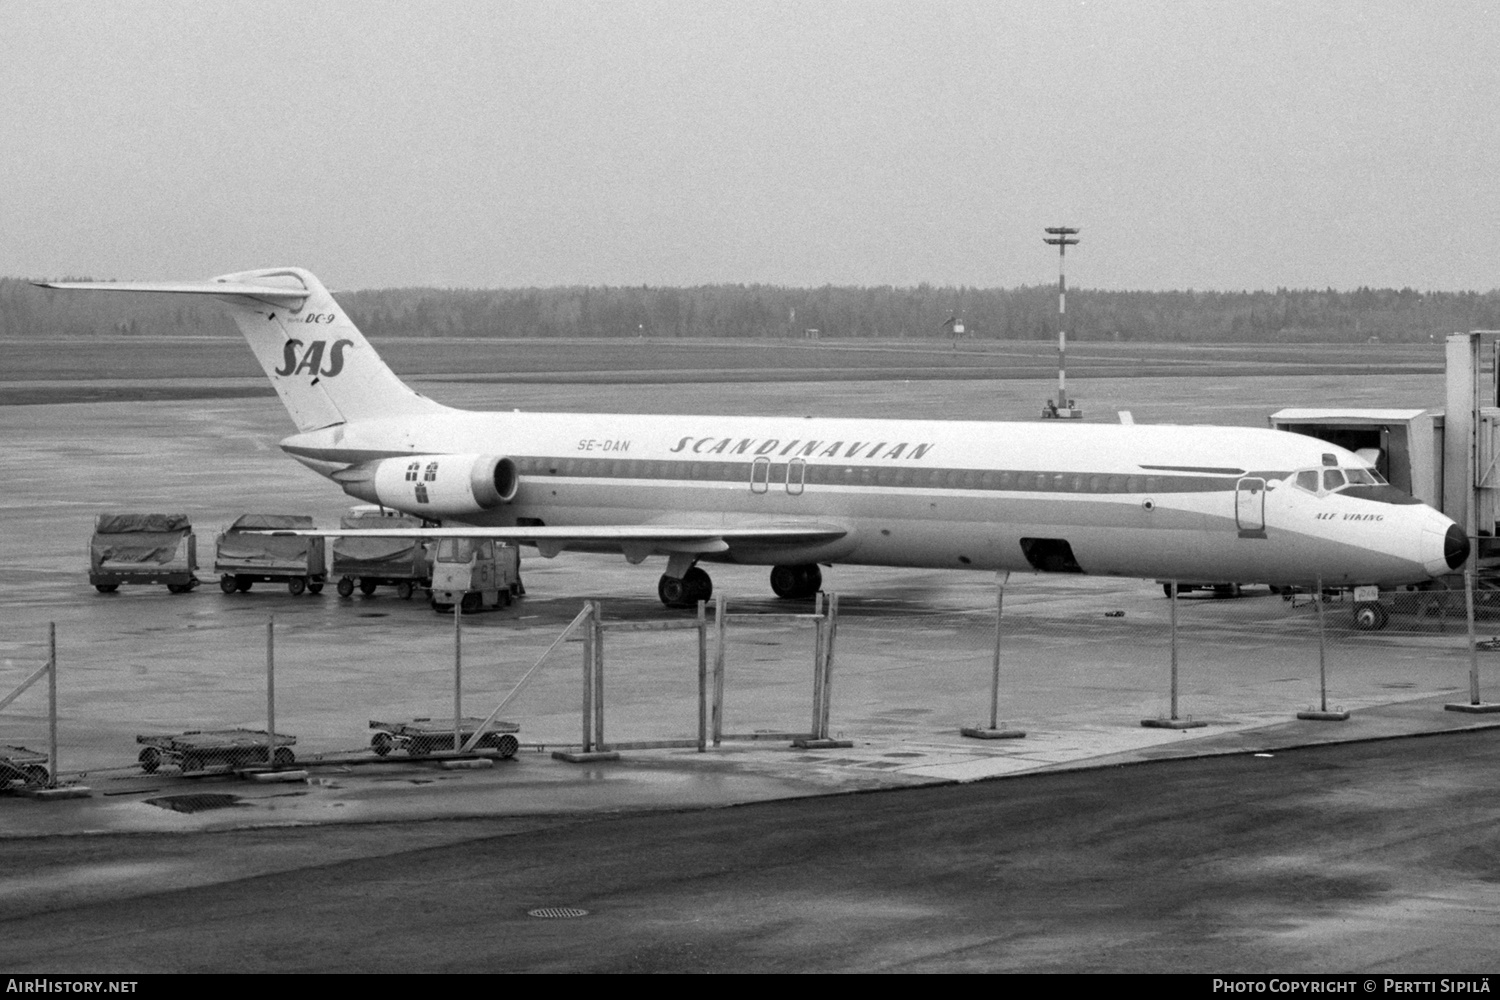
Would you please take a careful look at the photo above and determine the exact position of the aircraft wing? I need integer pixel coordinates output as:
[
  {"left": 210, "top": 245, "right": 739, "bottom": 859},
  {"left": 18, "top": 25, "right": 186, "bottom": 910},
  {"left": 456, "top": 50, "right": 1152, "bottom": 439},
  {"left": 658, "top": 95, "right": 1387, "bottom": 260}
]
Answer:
[{"left": 247, "top": 522, "right": 849, "bottom": 560}]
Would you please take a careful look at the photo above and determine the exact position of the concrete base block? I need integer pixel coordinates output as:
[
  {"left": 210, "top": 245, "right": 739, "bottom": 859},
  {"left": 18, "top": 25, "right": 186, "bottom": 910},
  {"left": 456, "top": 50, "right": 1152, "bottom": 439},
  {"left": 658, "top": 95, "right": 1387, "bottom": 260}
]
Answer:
[
  {"left": 1296, "top": 710, "right": 1351, "bottom": 722},
  {"left": 441, "top": 758, "right": 494, "bottom": 770},
  {"left": 791, "top": 738, "right": 855, "bottom": 750},
  {"left": 246, "top": 769, "right": 309, "bottom": 783},
  {"left": 21, "top": 785, "right": 92, "bottom": 800},
  {"left": 1140, "top": 718, "right": 1208, "bottom": 730},
  {"left": 961, "top": 727, "right": 1027, "bottom": 740},
  {"left": 1444, "top": 701, "right": 1500, "bottom": 714},
  {"left": 551, "top": 750, "right": 621, "bottom": 763}
]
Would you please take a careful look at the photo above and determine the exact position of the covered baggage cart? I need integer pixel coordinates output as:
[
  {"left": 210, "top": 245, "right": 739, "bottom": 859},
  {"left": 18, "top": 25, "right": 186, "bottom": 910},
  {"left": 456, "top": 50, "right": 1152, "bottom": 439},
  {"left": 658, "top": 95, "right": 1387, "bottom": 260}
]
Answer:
[
  {"left": 89, "top": 512, "right": 198, "bottom": 593},
  {"left": 215, "top": 513, "right": 327, "bottom": 595},
  {"left": 135, "top": 729, "right": 297, "bottom": 774},
  {"left": 369, "top": 717, "right": 520, "bottom": 758},
  {"left": 331, "top": 509, "right": 434, "bottom": 599}
]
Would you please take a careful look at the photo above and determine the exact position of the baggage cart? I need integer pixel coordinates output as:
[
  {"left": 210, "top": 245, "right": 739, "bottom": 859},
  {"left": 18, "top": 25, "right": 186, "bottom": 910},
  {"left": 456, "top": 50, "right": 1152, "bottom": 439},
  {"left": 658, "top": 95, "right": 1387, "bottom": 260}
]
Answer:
[
  {"left": 0, "top": 745, "right": 50, "bottom": 788},
  {"left": 368, "top": 717, "right": 520, "bottom": 758},
  {"left": 214, "top": 513, "right": 327, "bottom": 595},
  {"left": 331, "top": 508, "right": 434, "bottom": 599},
  {"left": 89, "top": 513, "right": 199, "bottom": 593},
  {"left": 135, "top": 729, "right": 297, "bottom": 774}
]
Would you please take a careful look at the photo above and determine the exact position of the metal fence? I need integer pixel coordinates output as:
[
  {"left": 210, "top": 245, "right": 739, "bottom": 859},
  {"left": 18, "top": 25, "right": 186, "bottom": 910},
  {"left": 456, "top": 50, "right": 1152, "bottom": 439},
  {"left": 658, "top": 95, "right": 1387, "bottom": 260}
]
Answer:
[{"left": 3, "top": 571, "right": 1497, "bottom": 790}]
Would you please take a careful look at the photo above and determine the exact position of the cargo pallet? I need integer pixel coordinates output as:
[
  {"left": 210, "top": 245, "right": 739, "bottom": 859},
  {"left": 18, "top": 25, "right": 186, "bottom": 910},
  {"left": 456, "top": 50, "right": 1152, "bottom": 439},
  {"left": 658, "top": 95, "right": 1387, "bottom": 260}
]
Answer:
[
  {"left": 369, "top": 717, "right": 520, "bottom": 759},
  {"left": 136, "top": 729, "right": 297, "bottom": 774}
]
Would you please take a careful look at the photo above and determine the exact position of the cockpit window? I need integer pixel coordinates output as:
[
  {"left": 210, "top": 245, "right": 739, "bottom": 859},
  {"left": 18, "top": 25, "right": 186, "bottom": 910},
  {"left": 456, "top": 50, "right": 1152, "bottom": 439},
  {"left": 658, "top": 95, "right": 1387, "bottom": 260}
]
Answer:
[
  {"left": 1295, "top": 470, "right": 1320, "bottom": 492},
  {"left": 1344, "top": 467, "right": 1387, "bottom": 486},
  {"left": 1323, "top": 469, "right": 1346, "bottom": 491}
]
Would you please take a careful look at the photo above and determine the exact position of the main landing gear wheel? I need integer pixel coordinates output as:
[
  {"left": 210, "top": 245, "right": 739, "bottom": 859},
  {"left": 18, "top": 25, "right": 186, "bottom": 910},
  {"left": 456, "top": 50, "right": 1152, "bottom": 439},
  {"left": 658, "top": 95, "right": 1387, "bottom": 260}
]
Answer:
[
  {"left": 1353, "top": 602, "right": 1390, "bottom": 631},
  {"left": 770, "top": 564, "right": 822, "bottom": 600},
  {"left": 658, "top": 567, "right": 712, "bottom": 608}
]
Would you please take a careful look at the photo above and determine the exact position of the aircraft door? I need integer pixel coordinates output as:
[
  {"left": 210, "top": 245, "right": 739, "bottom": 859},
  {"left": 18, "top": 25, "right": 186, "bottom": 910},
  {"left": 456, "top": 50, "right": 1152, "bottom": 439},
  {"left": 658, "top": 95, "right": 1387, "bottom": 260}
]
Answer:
[
  {"left": 750, "top": 456, "right": 770, "bottom": 494},
  {"left": 786, "top": 458, "right": 806, "bottom": 496},
  {"left": 1235, "top": 477, "right": 1267, "bottom": 538}
]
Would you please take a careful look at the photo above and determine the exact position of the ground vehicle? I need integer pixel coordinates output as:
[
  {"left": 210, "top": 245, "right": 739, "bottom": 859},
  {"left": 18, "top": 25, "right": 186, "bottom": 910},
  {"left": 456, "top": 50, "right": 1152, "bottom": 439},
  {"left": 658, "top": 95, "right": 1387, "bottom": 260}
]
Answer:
[
  {"left": 215, "top": 513, "right": 326, "bottom": 595},
  {"left": 136, "top": 729, "right": 297, "bottom": 773},
  {"left": 331, "top": 508, "right": 434, "bottom": 599},
  {"left": 369, "top": 717, "right": 520, "bottom": 758},
  {"left": 89, "top": 513, "right": 198, "bottom": 593},
  {"left": 430, "top": 537, "right": 521, "bottom": 612}
]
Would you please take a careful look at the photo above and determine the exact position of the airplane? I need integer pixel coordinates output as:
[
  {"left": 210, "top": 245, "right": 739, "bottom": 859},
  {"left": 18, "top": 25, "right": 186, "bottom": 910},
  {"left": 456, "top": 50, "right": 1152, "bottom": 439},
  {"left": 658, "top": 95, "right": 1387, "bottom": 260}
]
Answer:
[{"left": 39, "top": 267, "right": 1469, "bottom": 618}]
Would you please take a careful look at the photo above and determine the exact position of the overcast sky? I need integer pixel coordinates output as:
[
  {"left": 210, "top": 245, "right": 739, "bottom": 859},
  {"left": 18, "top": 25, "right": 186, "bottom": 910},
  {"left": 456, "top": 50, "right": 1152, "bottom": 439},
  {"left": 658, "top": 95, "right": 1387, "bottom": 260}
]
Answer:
[{"left": 4, "top": 1, "right": 1499, "bottom": 292}]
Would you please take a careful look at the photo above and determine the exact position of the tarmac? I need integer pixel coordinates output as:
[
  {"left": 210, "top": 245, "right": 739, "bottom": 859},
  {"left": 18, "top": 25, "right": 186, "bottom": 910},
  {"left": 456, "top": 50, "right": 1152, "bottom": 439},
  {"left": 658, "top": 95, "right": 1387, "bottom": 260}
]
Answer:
[{"left": 4, "top": 368, "right": 1500, "bottom": 840}]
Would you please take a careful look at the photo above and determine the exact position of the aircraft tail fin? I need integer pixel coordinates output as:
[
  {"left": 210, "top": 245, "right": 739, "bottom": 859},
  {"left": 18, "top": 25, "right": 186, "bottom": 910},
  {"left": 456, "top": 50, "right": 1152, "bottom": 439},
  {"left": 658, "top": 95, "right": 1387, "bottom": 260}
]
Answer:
[{"left": 37, "top": 267, "right": 448, "bottom": 432}]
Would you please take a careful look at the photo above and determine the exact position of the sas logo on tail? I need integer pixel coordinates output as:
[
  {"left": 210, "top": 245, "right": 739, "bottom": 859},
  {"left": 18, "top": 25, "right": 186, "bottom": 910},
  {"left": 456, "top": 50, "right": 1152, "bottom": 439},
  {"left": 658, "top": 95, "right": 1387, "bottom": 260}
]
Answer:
[{"left": 275, "top": 339, "right": 354, "bottom": 378}]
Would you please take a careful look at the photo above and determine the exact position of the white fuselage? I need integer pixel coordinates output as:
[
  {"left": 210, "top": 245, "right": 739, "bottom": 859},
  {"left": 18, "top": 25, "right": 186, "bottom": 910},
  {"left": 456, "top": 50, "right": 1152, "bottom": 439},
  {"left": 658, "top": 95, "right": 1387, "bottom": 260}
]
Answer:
[{"left": 282, "top": 409, "right": 1462, "bottom": 588}]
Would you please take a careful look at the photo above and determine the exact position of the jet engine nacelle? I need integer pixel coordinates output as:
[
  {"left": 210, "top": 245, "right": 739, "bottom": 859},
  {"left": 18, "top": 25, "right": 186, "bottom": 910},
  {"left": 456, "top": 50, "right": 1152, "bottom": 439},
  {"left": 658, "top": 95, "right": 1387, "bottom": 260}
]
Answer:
[{"left": 335, "top": 454, "right": 519, "bottom": 518}]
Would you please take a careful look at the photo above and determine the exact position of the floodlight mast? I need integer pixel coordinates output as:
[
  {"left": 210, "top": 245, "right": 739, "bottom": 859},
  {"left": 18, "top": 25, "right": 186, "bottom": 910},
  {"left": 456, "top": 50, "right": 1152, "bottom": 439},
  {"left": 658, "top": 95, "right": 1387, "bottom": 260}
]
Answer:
[{"left": 1043, "top": 226, "right": 1080, "bottom": 416}]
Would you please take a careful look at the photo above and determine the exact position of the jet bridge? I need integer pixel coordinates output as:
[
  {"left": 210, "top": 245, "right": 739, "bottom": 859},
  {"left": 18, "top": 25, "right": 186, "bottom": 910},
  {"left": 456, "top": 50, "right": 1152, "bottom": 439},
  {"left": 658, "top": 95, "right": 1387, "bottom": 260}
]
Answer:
[{"left": 1270, "top": 331, "right": 1500, "bottom": 552}]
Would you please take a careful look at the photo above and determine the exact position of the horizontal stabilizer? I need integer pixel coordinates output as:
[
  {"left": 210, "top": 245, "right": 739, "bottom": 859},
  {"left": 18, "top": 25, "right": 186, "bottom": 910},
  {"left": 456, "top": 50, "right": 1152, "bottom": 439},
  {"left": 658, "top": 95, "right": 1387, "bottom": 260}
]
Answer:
[{"left": 34, "top": 279, "right": 313, "bottom": 306}]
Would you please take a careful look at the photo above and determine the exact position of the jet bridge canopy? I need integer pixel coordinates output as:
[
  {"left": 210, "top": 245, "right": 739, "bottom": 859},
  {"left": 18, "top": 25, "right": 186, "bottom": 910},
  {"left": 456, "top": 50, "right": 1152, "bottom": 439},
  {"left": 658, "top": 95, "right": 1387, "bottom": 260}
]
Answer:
[{"left": 1269, "top": 409, "right": 1436, "bottom": 506}]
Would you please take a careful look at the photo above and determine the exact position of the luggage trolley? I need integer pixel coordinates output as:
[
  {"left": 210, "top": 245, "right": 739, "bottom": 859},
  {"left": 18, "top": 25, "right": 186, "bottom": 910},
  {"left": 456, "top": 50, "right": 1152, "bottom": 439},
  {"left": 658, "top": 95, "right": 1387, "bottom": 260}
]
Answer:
[
  {"left": 0, "top": 745, "right": 50, "bottom": 788},
  {"left": 368, "top": 717, "right": 520, "bottom": 759},
  {"left": 136, "top": 729, "right": 297, "bottom": 774}
]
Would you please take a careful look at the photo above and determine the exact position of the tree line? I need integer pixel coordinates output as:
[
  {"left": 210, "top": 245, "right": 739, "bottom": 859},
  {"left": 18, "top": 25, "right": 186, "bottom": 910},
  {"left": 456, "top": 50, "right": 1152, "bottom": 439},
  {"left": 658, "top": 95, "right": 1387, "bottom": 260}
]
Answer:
[{"left": 6, "top": 276, "right": 1500, "bottom": 343}]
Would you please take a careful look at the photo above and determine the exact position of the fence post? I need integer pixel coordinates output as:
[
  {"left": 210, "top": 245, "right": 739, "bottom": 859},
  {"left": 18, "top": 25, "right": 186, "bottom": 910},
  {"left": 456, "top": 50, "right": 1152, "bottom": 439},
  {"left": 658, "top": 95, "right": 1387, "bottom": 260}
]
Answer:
[
  {"left": 1169, "top": 580, "right": 1179, "bottom": 719},
  {"left": 453, "top": 600, "right": 463, "bottom": 754},
  {"left": 820, "top": 594, "right": 839, "bottom": 739},
  {"left": 47, "top": 622, "right": 57, "bottom": 789},
  {"left": 592, "top": 601, "right": 605, "bottom": 751},
  {"left": 581, "top": 602, "right": 595, "bottom": 753},
  {"left": 696, "top": 600, "right": 707, "bottom": 752},
  {"left": 1296, "top": 577, "right": 1349, "bottom": 721},
  {"left": 1141, "top": 579, "right": 1205, "bottom": 730},
  {"left": 989, "top": 571, "right": 1009, "bottom": 730},
  {"left": 1316, "top": 577, "right": 1328, "bottom": 711},
  {"left": 816, "top": 590, "right": 828, "bottom": 740},
  {"left": 1466, "top": 568, "right": 1480, "bottom": 705},
  {"left": 266, "top": 616, "right": 276, "bottom": 768},
  {"left": 712, "top": 594, "right": 726, "bottom": 747}
]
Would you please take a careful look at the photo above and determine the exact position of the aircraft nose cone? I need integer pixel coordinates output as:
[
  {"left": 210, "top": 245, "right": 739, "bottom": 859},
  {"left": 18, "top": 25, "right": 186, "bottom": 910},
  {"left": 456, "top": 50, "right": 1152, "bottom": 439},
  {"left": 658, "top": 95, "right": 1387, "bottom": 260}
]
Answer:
[{"left": 1446, "top": 523, "right": 1471, "bottom": 570}]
